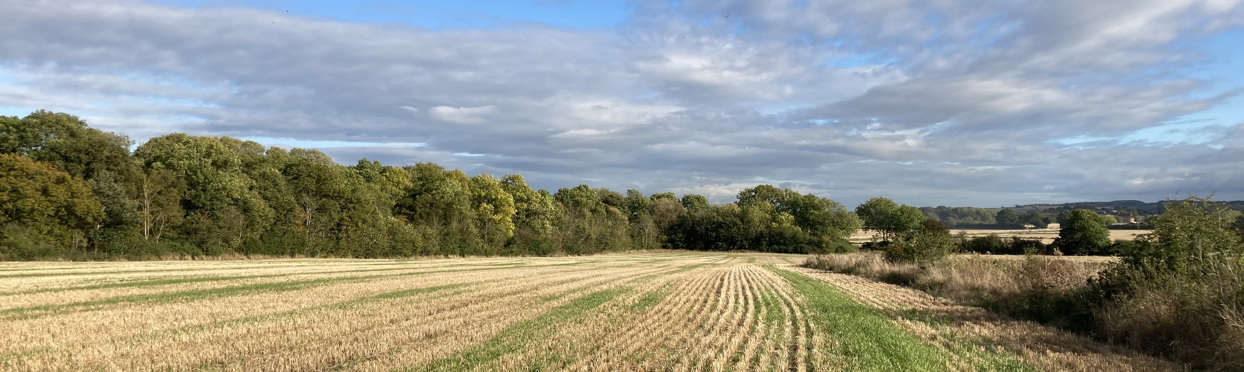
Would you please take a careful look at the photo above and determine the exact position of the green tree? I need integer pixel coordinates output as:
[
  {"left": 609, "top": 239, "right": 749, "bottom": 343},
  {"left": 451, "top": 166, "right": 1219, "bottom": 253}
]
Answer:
[
  {"left": 855, "top": 197, "right": 924, "bottom": 242},
  {"left": 856, "top": 197, "right": 898, "bottom": 240},
  {"left": 0, "top": 154, "right": 104, "bottom": 230},
  {"left": 996, "top": 208, "right": 1020, "bottom": 225},
  {"left": 0, "top": 154, "right": 104, "bottom": 258},
  {"left": 623, "top": 189, "right": 653, "bottom": 222},
  {"left": 787, "top": 193, "right": 861, "bottom": 240},
  {"left": 134, "top": 134, "right": 274, "bottom": 254},
  {"left": 238, "top": 147, "right": 304, "bottom": 256},
  {"left": 1100, "top": 214, "right": 1118, "bottom": 225},
  {"left": 396, "top": 164, "right": 478, "bottom": 256},
  {"left": 2, "top": 111, "right": 136, "bottom": 181},
  {"left": 500, "top": 174, "right": 561, "bottom": 255},
  {"left": 136, "top": 168, "right": 184, "bottom": 242},
  {"left": 737, "top": 185, "right": 858, "bottom": 240},
  {"left": 1019, "top": 211, "right": 1047, "bottom": 228},
  {"left": 554, "top": 185, "right": 631, "bottom": 254},
  {"left": 681, "top": 194, "right": 710, "bottom": 210},
  {"left": 1, "top": 111, "right": 143, "bottom": 251},
  {"left": 1057, "top": 209, "right": 1110, "bottom": 255},
  {"left": 470, "top": 174, "right": 517, "bottom": 254}
]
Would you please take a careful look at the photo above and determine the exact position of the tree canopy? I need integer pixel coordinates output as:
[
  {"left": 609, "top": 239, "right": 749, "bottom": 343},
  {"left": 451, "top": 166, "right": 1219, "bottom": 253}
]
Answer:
[
  {"left": 855, "top": 197, "right": 924, "bottom": 242},
  {"left": 2, "top": 111, "right": 879, "bottom": 259},
  {"left": 1058, "top": 208, "right": 1111, "bottom": 255}
]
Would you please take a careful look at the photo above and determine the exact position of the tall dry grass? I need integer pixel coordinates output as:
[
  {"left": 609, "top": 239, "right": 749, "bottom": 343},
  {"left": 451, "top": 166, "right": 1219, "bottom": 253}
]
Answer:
[
  {"left": 805, "top": 253, "right": 1107, "bottom": 330},
  {"left": 807, "top": 252, "right": 1244, "bottom": 370},
  {"left": 1094, "top": 259, "right": 1244, "bottom": 371},
  {"left": 805, "top": 253, "right": 1106, "bottom": 301}
]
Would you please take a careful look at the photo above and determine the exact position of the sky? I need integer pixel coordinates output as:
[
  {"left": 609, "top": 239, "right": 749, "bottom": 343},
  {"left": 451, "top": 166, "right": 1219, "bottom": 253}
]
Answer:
[{"left": 2, "top": 0, "right": 1243, "bottom": 208}]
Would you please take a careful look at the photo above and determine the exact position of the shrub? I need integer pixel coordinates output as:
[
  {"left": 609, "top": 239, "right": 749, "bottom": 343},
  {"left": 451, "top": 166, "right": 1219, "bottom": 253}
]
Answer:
[
  {"left": 1058, "top": 209, "right": 1111, "bottom": 255},
  {"left": 819, "top": 238, "right": 858, "bottom": 254},
  {"left": 1088, "top": 195, "right": 1244, "bottom": 370},
  {"left": 959, "top": 234, "right": 1049, "bottom": 255},
  {"left": 883, "top": 219, "right": 954, "bottom": 264}
]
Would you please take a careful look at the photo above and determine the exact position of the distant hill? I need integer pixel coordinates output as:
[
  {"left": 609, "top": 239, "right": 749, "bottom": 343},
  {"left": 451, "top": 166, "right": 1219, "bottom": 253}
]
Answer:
[
  {"left": 1010, "top": 200, "right": 1244, "bottom": 216},
  {"left": 918, "top": 199, "right": 1243, "bottom": 228}
]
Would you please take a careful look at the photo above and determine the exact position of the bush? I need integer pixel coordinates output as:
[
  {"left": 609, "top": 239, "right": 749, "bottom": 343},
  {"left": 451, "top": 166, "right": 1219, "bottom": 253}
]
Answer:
[
  {"left": 1058, "top": 209, "right": 1111, "bottom": 255},
  {"left": 0, "top": 224, "right": 67, "bottom": 260},
  {"left": 959, "top": 234, "right": 1050, "bottom": 255},
  {"left": 1087, "top": 196, "right": 1244, "bottom": 370},
  {"left": 883, "top": 219, "right": 953, "bottom": 264},
  {"left": 818, "top": 238, "right": 858, "bottom": 254}
]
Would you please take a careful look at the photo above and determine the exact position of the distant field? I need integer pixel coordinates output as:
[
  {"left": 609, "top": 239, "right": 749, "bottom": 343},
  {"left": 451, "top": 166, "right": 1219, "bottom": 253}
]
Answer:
[
  {"left": 1, "top": 252, "right": 1171, "bottom": 371},
  {"left": 849, "top": 228, "right": 1152, "bottom": 244}
]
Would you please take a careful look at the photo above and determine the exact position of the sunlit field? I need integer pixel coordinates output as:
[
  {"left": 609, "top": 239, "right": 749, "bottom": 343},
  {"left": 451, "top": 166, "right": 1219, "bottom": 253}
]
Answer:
[{"left": 1, "top": 252, "right": 1174, "bottom": 371}]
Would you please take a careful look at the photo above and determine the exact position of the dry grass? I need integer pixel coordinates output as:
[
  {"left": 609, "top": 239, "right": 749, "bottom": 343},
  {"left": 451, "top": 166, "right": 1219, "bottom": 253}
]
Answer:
[
  {"left": 805, "top": 253, "right": 1111, "bottom": 300},
  {"left": 785, "top": 265, "right": 1181, "bottom": 371},
  {"left": 0, "top": 252, "right": 1170, "bottom": 371}
]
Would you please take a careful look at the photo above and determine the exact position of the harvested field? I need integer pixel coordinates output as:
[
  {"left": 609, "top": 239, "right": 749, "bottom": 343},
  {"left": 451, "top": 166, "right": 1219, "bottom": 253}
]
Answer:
[{"left": 1, "top": 252, "right": 1174, "bottom": 371}]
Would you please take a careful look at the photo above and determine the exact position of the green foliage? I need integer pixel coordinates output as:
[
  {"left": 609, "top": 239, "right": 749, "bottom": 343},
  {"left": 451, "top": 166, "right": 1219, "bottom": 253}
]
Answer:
[
  {"left": 958, "top": 234, "right": 1050, "bottom": 255},
  {"left": 551, "top": 185, "right": 632, "bottom": 254},
  {"left": 470, "top": 174, "right": 517, "bottom": 253},
  {"left": 856, "top": 197, "right": 924, "bottom": 242},
  {"left": 666, "top": 186, "right": 857, "bottom": 254},
  {"left": 883, "top": 219, "right": 954, "bottom": 264},
  {"left": 1099, "top": 214, "right": 1118, "bottom": 225},
  {"left": 0, "top": 154, "right": 104, "bottom": 230},
  {"left": 1019, "top": 211, "right": 1047, "bottom": 228},
  {"left": 500, "top": 174, "right": 560, "bottom": 255},
  {"left": 680, "top": 194, "right": 710, "bottom": 210},
  {"left": 1087, "top": 195, "right": 1244, "bottom": 369},
  {"left": 919, "top": 206, "right": 997, "bottom": 226},
  {"left": 995, "top": 208, "right": 1020, "bottom": 225},
  {"left": 1057, "top": 209, "right": 1111, "bottom": 255}
]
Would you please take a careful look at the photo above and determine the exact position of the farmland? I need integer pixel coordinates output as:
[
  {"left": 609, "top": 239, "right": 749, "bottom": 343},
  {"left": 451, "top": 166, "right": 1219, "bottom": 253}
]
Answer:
[{"left": 1, "top": 252, "right": 1174, "bottom": 371}]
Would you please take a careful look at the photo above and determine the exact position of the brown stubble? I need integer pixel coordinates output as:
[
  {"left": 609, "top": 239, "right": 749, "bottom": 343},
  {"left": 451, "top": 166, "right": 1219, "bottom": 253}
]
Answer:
[
  {"left": 785, "top": 265, "right": 1184, "bottom": 372},
  {"left": 2, "top": 256, "right": 681, "bottom": 371}
]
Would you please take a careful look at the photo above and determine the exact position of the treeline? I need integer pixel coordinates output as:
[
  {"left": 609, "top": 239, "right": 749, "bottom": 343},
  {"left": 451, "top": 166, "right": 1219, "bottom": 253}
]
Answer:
[
  {"left": 919, "top": 206, "right": 1051, "bottom": 228},
  {"left": 918, "top": 205, "right": 1158, "bottom": 230},
  {"left": 0, "top": 111, "right": 862, "bottom": 260},
  {"left": 666, "top": 185, "right": 859, "bottom": 253}
]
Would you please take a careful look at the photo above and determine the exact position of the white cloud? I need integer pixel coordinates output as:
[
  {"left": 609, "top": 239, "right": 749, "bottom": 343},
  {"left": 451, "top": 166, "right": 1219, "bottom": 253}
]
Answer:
[
  {"left": 0, "top": 0, "right": 1242, "bottom": 206},
  {"left": 428, "top": 105, "right": 495, "bottom": 125}
]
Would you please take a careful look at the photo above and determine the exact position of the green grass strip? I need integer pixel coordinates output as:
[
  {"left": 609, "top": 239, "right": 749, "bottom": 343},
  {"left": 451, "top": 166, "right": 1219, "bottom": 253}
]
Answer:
[
  {"left": 766, "top": 266, "right": 954, "bottom": 372},
  {"left": 410, "top": 287, "right": 628, "bottom": 372},
  {"left": 0, "top": 277, "right": 339, "bottom": 320},
  {"left": 629, "top": 288, "right": 667, "bottom": 312},
  {"left": 896, "top": 309, "right": 1036, "bottom": 372},
  {"left": 0, "top": 266, "right": 403, "bottom": 296}
]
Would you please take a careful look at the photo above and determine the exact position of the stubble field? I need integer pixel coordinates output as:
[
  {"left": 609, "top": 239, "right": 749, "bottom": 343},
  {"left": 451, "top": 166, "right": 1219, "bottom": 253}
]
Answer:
[{"left": 1, "top": 252, "right": 1176, "bottom": 371}]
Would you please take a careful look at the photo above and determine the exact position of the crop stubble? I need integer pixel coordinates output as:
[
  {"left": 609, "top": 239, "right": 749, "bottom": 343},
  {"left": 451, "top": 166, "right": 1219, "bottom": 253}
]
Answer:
[{"left": 2, "top": 252, "right": 1172, "bottom": 371}]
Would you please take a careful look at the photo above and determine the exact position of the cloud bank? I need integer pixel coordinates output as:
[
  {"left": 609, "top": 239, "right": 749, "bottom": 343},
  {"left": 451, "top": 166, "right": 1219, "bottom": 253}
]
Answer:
[{"left": 2, "top": 0, "right": 1242, "bottom": 206}]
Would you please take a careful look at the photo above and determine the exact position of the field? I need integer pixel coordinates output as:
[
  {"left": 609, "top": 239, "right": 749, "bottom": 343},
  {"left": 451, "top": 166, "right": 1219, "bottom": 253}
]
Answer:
[
  {"left": 0, "top": 252, "right": 1176, "bottom": 371},
  {"left": 848, "top": 228, "right": 1152, "bottom": 244}
]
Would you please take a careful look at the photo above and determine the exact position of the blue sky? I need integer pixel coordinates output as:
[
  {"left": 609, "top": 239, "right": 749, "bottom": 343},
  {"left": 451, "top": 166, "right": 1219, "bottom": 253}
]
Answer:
[{"left": 2, "top": 0, "right": 1243, "bottom": 207}]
